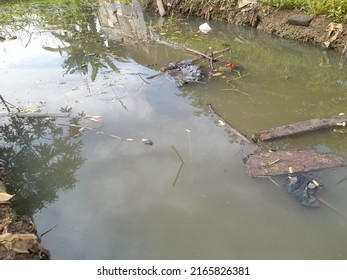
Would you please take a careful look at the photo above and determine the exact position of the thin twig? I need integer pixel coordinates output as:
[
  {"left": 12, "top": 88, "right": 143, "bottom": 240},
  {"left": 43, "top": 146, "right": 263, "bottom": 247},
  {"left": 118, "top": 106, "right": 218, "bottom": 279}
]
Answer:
[
  {"left": 0, "top": 94, "right": 12, "bottom": 113},
  {"left": 336, "top": 176, "right": 347, "bottom": 186},
  {"left": 40, "top": 225, "right": 57, "bottom": 238},
  {"left": 317, "top": 196, "right": 347, "bottom": 220},
  {"left": 138, "top": 73, "right": 150, "bottom": 84},
  {"left": 171, "top": 145, "right": 185, "bottom": 165},
  {"left": 172, "top": 162, "right": 184, "bottom": 187}
]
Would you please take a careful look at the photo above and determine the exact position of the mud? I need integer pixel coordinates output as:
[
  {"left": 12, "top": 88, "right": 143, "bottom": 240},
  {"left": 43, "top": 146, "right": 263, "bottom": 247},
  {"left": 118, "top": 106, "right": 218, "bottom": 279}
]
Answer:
[
  {"left": 145, "top": 0, "right": 347, "bottom": 53},
  {"left": 0, "top": 203, "right": 50, "bottom": 260}
]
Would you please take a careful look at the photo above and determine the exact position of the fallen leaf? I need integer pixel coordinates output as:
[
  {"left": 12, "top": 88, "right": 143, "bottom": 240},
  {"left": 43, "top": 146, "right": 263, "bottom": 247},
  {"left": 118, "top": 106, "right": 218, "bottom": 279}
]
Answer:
[
  {"left": 218, "top": 120, "right": 225, "bottom": 126},
  {"left": 312, "top": 179, "right": 320, "bottom": 186},
  {"left": 212, "top": 72, "right": 224, "bottom": 77},
  {"left": 0, "top": 233, "right": 40, "bottom": 254},
  {"left": 0, "top": 193, "right": 15, "bottom": 203}
]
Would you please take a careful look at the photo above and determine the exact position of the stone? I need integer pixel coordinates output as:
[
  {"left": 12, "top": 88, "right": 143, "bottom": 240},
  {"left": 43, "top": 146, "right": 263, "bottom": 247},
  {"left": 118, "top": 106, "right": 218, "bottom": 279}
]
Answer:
[{"left": 287, "top": 14, "right": 314, "bottom": 27}]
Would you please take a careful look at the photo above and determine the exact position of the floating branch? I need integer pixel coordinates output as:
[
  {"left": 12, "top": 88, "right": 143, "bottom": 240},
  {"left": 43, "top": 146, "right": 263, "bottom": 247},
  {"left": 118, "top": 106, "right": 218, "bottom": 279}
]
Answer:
[
  {"left": 246, "top": 149, "right": 344, "bottom": 177},
  {"left": 255, "top": 114, "right": 347, "bottom": 141},
  {"left": 207, "top": 103, "right": 259, "bottom": 149}
]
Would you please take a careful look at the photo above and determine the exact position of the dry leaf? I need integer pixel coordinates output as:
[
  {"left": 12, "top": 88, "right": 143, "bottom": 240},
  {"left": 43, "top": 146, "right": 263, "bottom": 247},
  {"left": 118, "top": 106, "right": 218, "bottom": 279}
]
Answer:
[
  {"left": 218, "top": 120, "right": 225, "bottom": 126},
  {"left": 0, "top": 233, "right": 40, "bottom": 254},
  {"left": 312, "top": 179, "right": 320, "bottom": 186},
  {"left": 212, "top": 72, "right": 224, "bottom": 77},
  {"left": 0, "top": 192, "right": 15, "bottom": 203}
]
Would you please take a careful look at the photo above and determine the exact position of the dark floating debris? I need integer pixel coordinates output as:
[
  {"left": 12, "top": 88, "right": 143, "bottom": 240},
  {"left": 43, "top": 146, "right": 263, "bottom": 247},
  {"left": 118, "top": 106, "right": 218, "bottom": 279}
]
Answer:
[
  {"left": 165, "top": 60, "right": 205, "bottom": 86},
  {"left": 147, "top": 47, "right": 231, "bottom": 86},
  {"left": 283, "top": 173, "right": 323, "bottom": 208},
  {"left": 208, "top": 104, "right": 345, "bottom": 210}
]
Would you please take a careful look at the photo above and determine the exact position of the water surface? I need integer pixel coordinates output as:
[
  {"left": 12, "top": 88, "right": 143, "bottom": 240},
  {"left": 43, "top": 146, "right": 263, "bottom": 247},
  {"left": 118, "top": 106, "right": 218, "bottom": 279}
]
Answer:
[{"left": 1, "top": 1, "right": 347, "bottom": 259}]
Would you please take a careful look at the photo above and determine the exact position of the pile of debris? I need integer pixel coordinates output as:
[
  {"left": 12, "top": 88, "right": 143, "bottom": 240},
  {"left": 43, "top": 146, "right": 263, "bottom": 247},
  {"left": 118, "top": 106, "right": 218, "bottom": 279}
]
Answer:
[
  {"left": 208, "top": 104, "right": 345, "bottom": 209},
  {"left": 160, "top": 59, "right": 205, "bottom": 86},
  {"left": 0, "top": 181, "right": 50, "bottom": 260},
  {"left": 147, "top": 47, "right": 232, "bottom": 86}
]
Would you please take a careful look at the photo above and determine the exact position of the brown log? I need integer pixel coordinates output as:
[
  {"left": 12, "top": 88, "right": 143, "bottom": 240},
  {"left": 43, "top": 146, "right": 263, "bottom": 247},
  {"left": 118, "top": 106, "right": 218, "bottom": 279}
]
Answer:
[
  {"left": 246, "top": 149, "right": 344, "bottom": 177},
  {"left": 255, "top": 115, "right": 347, "bottom": 141}
]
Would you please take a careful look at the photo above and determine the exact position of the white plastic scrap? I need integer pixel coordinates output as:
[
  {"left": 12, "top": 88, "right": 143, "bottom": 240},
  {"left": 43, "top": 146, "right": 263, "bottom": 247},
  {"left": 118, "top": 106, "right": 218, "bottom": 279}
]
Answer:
[{"left": 199, "top": 23, "right": 212, "bottom": 34}]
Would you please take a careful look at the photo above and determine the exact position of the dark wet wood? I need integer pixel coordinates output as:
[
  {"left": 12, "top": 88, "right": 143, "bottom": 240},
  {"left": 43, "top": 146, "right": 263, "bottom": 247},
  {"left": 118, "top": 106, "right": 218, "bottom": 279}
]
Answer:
[
  {"left": 246, "top": 149, "right": 344, "bottom": 177},
  {"left": 255, "top": 115, "right": 347, "bottom": 141}
]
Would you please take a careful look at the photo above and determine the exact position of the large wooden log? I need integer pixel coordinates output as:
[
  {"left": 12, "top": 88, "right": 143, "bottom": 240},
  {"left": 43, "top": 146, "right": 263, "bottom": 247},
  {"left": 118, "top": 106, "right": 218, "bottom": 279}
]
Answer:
[
  {"left": 255, "top": 114, "right": 347, "bottom": 141},
  {"left": 246, "top": 149, "right": 344, "bottom": 177}
]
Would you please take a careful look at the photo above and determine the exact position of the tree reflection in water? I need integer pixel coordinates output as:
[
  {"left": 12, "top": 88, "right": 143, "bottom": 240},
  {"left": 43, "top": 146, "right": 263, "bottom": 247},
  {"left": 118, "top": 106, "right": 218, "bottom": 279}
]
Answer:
[{"left": 0, "top": 108, "right": 86, "bottom": 216}]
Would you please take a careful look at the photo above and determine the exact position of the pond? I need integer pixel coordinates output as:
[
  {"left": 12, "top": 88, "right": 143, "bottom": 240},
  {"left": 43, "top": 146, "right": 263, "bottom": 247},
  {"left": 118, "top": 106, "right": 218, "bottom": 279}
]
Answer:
[{"left": 1, "top": 0, "right": 347, "bottom": 259}]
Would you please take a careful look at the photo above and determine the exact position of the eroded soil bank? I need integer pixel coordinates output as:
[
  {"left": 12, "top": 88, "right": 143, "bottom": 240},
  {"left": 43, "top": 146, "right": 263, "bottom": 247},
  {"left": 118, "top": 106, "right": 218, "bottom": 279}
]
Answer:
[
  {"left": 0, "top": 205, "right": 50, "bottom": 260},
  {"left": 1, "top": 181, "right": 50, "bottom": 260},
  {"left": 145, "top": 0, "right": 347, "bottom": 53}
]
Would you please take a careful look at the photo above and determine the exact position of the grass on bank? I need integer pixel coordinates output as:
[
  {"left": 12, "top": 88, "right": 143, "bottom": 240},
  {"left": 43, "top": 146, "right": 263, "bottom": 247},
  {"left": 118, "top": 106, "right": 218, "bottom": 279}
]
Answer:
[
  {"left": 260, "top": 0, "right": 347, "bottom": 21},
  {"left": 187, "top": 0, "right": 346, "bottom": 22}
]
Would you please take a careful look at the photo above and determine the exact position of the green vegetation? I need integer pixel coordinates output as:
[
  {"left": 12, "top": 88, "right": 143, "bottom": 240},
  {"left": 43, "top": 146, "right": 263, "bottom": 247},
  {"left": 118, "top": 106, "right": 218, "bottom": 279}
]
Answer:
[
  {"left": 0, "top": 0, "right": 97, "bottom": 26},
  {"left": 260, "top": 0, "right": 347, "bottom": 21}
]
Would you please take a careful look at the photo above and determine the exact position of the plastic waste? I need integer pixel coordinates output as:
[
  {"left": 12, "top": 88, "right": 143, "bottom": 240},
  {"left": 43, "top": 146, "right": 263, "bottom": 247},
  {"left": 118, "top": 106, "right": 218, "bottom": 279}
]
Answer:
[{"left": 199, "top": 23, "right": 211, "bottom": 34}]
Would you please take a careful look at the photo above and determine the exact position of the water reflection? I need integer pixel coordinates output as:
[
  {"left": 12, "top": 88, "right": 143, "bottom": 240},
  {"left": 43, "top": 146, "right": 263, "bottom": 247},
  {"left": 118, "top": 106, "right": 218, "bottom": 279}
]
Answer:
[
  {"left": 0, "top": 109, "right": 85, "bottom": 216},
  {"left": 1, "top": 0, "right": 347, "bottom": 260}
]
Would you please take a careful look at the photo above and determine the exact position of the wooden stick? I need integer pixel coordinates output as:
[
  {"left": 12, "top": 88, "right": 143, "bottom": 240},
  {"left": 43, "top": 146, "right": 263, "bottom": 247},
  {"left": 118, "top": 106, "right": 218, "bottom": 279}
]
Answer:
[
  {"left": 185, "top": 47, "right": 230, "bottom": 61},
  {"left": 0, "top": 94, "right": 11, "bottom": 113},
  {"left": 156, "top": 0, "right": 166, "bottom": 17},
  {"left": 255, "top": 114, "right": 347, "bottom": 141},
  {"left": 208, "top": 103, "right": 259, "bottom": 148},
  {"left": 185, "top": 48, "right": 214, "bottom": 61}
]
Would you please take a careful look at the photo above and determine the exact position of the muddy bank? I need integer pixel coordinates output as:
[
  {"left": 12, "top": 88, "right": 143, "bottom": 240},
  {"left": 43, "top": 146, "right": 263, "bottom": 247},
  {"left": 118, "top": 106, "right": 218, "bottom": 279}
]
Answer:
[
  {"left": 0, "top": 181, "right": 50, "bottom": 260},
  {"left": 145, "top": 0, "right": 347, "bottom": 54}
]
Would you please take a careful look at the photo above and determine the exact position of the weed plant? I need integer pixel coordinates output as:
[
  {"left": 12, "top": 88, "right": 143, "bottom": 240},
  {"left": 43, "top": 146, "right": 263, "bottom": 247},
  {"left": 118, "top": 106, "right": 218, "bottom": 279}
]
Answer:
[{"left": 260, "top": 0, "right": 347, "bottom": 21}]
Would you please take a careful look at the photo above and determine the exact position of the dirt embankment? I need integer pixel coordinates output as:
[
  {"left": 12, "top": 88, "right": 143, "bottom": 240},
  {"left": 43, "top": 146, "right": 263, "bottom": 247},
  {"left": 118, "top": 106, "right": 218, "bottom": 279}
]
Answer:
[
  {"left": 0, "top": 181, "right": 50, "bottom": 260},
  {"left": 146, "top": 0, "right": 347, "bottom": 54}
]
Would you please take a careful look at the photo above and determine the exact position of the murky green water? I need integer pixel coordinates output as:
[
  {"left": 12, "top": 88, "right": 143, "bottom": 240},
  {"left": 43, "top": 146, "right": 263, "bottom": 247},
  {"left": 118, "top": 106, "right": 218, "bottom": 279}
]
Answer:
[{"left": 1, "top": 1, "right": 347, "bottom": 259}]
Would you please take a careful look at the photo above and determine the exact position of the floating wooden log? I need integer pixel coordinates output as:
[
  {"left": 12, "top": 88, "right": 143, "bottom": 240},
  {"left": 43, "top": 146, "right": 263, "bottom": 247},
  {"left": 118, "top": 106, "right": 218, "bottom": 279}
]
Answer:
[
  {"left": 255, "top": 114, "right": 347, "bottom": 141},
  {"left": 246, "top": 149, "right": 344, "bottom": 177}
]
